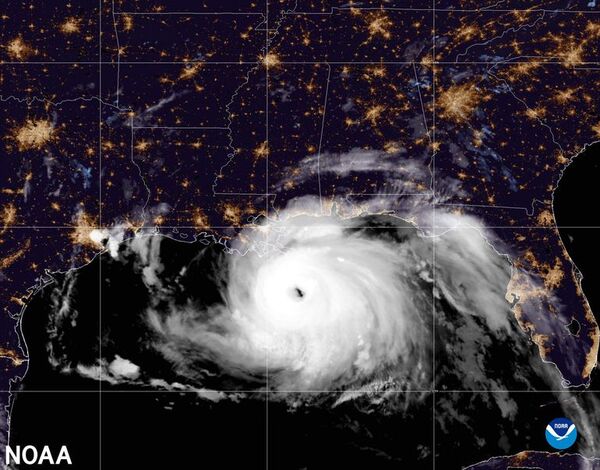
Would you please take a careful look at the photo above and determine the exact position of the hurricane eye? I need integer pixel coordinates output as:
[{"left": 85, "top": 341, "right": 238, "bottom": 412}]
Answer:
[{"left": 292, "top": 286, "right": 305, "bottom": 299}]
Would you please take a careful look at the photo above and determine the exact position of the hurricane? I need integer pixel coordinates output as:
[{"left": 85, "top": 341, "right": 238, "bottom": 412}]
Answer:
[{"left": 148, "top": 213, "right": 432, "bottom": 391}]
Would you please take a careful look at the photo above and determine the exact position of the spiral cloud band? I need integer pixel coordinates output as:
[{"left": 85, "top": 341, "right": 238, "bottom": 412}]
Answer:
[
  {"left": 131, "top": 208, "right": 549, "bottom": 394},
  {"left": 148, "top": 215, "right": 431, "bottom": 391}
]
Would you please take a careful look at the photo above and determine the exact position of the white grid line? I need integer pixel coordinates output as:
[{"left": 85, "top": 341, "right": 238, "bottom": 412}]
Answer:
[
  {"left": 432, "top": 0, "right": 437, "bottom": 466},
  {"left": 111, "top": 0, "right": 121, "bottom": 109},
  {"left": 316, "top": 64, "right": 332, "bottom": 213},
  {"left": 111, "top": 8, "right": 600, "bottom": 14},
  {"left": 8, "top": 389, "right": 600, "bottom": 393},
  {"left": 3, "top": 61, "right": 600, "bottom": 65},
  {"left": 131, "top": 126, "right": 229, "bottom": 130},
  {"left": 265, "top": 1, "right": 270, "bottom": 467},
  {"left": 4, "top": 226, "right": 600, "bottom": 229},
  {"left": 282, "top": 7, "right": 600, "bottom": 14},
  {"left": 115, "top": 11, "right": 265, "bottom": 15},
  {"left": 98, "top": 0, "right": 103, "bottom": 468}
]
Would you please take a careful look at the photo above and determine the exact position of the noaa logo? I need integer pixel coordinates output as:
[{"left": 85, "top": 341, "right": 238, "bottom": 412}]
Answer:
[
  {"left": 545, "top": 417, "right": 577, "bottom": 450},
  {"left": 5, "top": 445, "right": 72, "bottom": 465}
]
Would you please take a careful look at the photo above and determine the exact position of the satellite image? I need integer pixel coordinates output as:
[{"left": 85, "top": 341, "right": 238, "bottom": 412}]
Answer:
[{"left": 1, "top": 0, "right": 600, "bottom": 468}]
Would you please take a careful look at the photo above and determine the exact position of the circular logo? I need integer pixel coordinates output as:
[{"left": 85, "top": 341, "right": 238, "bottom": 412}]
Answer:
[{"left": 545, "top": 417, "right": 577, "bottom": 450}]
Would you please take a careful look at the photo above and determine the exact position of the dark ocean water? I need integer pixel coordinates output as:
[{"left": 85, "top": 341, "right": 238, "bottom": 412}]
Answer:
[{"left": 553, "top": 141, "right": 600, "bottom": 388}]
